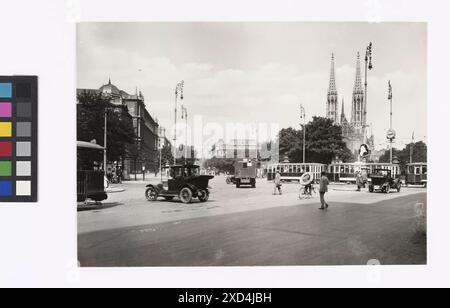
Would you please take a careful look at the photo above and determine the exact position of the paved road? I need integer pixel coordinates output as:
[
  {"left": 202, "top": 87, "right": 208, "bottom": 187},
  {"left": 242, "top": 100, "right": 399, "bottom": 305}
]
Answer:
[{"left": 78, "top": 177, "right": 426, "bottom": 267}]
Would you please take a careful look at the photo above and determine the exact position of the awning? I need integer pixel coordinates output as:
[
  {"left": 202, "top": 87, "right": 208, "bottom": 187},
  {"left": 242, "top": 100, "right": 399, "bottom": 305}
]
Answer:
[{"left": 77, "top": 141, "right": 105, "bottom": 150}]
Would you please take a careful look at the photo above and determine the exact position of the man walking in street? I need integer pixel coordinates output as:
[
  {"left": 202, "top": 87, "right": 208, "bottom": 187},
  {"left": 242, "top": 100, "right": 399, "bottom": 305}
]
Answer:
[
  {"left": 319, "top": 171, "right": 329, "bottom": 210},
  {"left": 273, "top": 171, "right": 282, "bottom": 195}
]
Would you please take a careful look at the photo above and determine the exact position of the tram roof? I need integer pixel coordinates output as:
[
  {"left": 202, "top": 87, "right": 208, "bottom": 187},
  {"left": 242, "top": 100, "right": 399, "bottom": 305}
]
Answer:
[
  {"left": 329, "top": 162, "right": 400, "bottom": 166},
  {"left": 406, "top": 162, "right": 427, "bottom": 166},
  {"left": 267, "top": 163, "right": 326, "bottom": 166}
]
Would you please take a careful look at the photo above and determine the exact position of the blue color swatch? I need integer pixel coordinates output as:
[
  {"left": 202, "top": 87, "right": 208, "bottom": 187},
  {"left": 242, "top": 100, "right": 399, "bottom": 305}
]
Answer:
[
  {"left": 0, "top": 83, "right": 12, "bottom": 98},
  {"left": 0, "top": 181, "right": 12, "bottom": 196}
]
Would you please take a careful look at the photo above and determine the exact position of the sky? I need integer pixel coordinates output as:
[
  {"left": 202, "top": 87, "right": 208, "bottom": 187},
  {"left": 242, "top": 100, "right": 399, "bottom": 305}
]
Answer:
[{"left": 77, "top": 22, "right": 427, "bottom": 150}]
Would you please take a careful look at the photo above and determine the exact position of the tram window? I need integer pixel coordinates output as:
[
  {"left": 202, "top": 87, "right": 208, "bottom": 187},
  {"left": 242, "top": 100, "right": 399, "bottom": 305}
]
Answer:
[
  {"left": 350, "top": 166, "right": 355, "bottom": 174},
  {"left": 415, "top": 167, "right": 421, "bottom": 175},
  {"left": 423, "top": 166, "right": 427, "bottom": 174},
  {"left": 305, "top": 166, "right": 310, "bottom": 172},
  {"left": 340, "top": 166, "right": 345, "bottom": 173}
]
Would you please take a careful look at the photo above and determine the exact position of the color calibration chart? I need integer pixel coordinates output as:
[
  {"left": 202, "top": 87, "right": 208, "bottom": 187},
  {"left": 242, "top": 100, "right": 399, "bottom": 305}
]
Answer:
[{"left": 0, "top": 76, "right": 37, "bottom": 202}]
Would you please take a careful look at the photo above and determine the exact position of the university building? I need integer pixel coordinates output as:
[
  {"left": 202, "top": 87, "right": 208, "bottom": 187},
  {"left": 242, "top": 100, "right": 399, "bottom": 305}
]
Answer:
[
  {"left": 212, "top": 139, "right": 261, "bottom": 160},
  {"left": 77, "top": 79, "right": 160, "bottom": 179},
  {"left": 326, "top": 53, "right": 375, "bottom": 160}
]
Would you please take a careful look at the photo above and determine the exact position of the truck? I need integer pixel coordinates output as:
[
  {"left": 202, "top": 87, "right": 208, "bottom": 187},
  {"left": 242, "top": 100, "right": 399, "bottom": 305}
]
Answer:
[{"left": 234, "top": 160, "right": 257, "bottom": 188}]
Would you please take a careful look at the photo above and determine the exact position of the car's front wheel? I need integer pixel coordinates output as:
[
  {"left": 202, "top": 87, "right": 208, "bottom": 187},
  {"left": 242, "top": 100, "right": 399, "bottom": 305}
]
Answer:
[
  {"left": 179, "top": 187, "right": 193, "bottom": 204},
  {"left": 145, "top": 187, "right": 158, "bottom": 201},
  {"left": 198, "top": 190, "right": 209, "bottom": 202}
]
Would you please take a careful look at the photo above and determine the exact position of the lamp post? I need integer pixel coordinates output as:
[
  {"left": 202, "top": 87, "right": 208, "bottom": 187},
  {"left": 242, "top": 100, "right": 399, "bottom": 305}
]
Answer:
[
  {"left": 174, "top": 81, "right": 184, "bottom": 164},
  {"left": 364, "top": 42, "right": 373, "bottom": 144},
  {"left": 103, "top": 107, "right": 107, "bottom": 173},
  {"left": 181, "top": 105, "right": 188, "bottom": 163},
  {"left": 300, "top": 104, "right": 306, "bottom": 164},
  {"left": 159, "top": 127, "right": 166, "bottom": 181},
  {"left": 388, "top": 80, "right": 394, "bottom": 164}
]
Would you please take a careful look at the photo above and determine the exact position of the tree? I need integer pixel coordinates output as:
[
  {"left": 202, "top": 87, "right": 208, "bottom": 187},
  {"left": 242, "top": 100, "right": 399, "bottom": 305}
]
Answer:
[
  {"left": 277, "top": 117, "right": 353, "bottom": 164},
  {"left": 77, "top": 91, "right": 136, "bottom": 165},
  {"left": 379, "top": 141, "right": 427, "bottom": 171}
]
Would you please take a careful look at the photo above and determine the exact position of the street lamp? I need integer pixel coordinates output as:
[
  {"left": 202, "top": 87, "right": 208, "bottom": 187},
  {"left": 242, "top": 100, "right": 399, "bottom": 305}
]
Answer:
[
  {"left": 364, "top": 42, "right": 373, "bottom": 144},
  {"left": 300, "top": 104, "right": 306, "bottom": 164},
  {"left": 388, "top": 80, "right": 395, "bottom": 164},
  {"left": 174, "top": 80, "right": 184, "bottom": 164},
  {"left": 181, "top": 105, "right": 188, "bottom": 163},
  {"left": 159, "top": 126, "right": 166, "bottom": 181}
]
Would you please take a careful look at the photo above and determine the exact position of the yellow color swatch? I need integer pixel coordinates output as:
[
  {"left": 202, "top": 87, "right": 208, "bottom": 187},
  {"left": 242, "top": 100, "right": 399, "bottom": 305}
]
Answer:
[{"left": 0, "top": 122, "right": 12, "bottom": 137}]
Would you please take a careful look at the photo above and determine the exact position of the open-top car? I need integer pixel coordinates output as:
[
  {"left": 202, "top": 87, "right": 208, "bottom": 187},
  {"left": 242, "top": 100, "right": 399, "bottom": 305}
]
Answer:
[
  {"left": 369, "top": 169, "right": 401, "bottom": 193},
  {"left": 145, "top": 164, "right": 214, "bottom": 204}
]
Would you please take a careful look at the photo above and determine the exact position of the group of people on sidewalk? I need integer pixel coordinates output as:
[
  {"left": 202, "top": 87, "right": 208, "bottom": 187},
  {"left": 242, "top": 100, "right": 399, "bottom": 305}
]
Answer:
[{"left": 273, "top": 171, "right": 330, "bottom": 210}]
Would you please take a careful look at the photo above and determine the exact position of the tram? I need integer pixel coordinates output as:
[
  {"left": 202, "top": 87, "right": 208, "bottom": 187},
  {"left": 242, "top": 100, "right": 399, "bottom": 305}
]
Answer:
[
  {"left": 266, "top": 163, "right": 327, "bottom": 183},
  {"left": 327, "top": 163, "right": 400, "bottom": 184},
  {"left": 77, "top": 141, "right": 108, "bottom": 203},
  {"left": 405, "top": 163, "right": 427, "bottom": 187}
]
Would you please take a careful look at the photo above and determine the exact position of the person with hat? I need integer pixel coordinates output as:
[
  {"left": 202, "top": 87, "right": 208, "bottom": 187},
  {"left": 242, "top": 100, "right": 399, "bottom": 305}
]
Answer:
[
  {"left": 273, "top": 171, "right": 282, "bottom": 195},
  {"left": 319, "top": 171, "right": 330, "bottom": 210}
]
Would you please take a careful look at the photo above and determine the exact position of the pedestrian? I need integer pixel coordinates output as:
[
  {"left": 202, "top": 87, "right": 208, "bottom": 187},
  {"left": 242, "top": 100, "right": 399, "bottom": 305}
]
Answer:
[
  {"left": 319, "top": 171, "right": 329, "bottom": 210},
  {"left": 273, "top": 171, "right": 282, "bottom": 195},
  {"left": 117, "top": 167, "right": 123, "bottom": 184},
  {"left": 356, "top": 171, "right": 362, "bottom": 192}
]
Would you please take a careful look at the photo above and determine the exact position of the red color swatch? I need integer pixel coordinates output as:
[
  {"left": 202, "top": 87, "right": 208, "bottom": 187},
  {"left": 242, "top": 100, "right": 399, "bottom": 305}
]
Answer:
[{"left": 0, "top": 141, "right": 12, "bottom": 157}]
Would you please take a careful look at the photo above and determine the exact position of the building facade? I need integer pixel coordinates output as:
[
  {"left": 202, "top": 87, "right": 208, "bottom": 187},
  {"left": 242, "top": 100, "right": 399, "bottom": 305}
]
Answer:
[
  {"left": 212, "top": 139, "right": 261, "bottom": 160},
  {"left": 326, "top": 53, "right": 375, "bottom": 159},
  {"left": 77, "top": 79, "right": 160, "bottom": 179}
]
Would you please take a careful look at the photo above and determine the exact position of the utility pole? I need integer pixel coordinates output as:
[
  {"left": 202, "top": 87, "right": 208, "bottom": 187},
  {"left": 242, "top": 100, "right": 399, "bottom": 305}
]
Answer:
[
  {"left": 300, "top": 104, "right": 306, "bottom": 164},
  {"left": 363, "top": 42, "right": 373, "bottom": 144},
  {"left": 174, "top": 81, "right": 184, "bottom": 164},
  {"left": 410, "top": 131, "right": 414, "bottom": 164}
]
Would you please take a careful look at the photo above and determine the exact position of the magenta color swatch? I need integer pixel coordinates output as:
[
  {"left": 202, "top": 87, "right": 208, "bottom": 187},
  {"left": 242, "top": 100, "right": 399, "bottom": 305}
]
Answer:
[{"left": 0, "top": 102, "right": 12, "bottom": 118}]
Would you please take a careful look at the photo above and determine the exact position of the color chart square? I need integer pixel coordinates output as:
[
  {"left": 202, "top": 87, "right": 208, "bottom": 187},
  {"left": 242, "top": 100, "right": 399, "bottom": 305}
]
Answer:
[
  {"left": 0, "top": 122, "right": 12, "bottom": 137},
  {"left": 15, "top": 83, "right": 31, "bottom": 99},
  {"left": 17, "top": 122, "right": 31, "bottom": 137},
  {"left": 0, "top": 103, "right": 12, "bottom": 118},
  {"left": 0, "top": 161, "right": 12, "bottom": 176},
  {"left": 0, "top": 83, "right": 12, "bottom": 98},
  {"left": 0, "top": 141, "right": 12, "bottom": 157},
  {"left": 16, "top": 181, "right": 31, "bottom": 196},
  {"left": 16, "top": 161, "right": 31, "bottom": 176},
  {"left": 17, "top": 103, "right": 32, "bottom": 118},
  {"left": 16, "top": 142, "right": 31, "bottom": 157},
  {"left": 0, "top": 181, "right": 12, "bottom": 196}
]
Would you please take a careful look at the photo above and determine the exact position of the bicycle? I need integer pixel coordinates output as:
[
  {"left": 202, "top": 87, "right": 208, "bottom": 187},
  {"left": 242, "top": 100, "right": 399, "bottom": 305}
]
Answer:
[{"left": 299, "top": 185, "right": 317, "bottom": 200}]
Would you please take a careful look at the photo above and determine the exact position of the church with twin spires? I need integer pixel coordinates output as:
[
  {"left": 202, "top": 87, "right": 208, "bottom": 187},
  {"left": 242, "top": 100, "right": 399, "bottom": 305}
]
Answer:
[{"left": 326, "top": 53, "right": 375, "bottom": 159}]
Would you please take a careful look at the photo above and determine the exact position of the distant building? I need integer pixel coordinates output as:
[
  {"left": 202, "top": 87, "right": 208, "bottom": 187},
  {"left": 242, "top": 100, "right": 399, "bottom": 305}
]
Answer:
[
  {"left": 326, "top": 53, "right": 375, "bottom": 158},
  {"left": 212, "top": 139, "right": 261, "bottom": 160},
  {"left": 77, "top": 79, "right": 160, "bottom": 179}
]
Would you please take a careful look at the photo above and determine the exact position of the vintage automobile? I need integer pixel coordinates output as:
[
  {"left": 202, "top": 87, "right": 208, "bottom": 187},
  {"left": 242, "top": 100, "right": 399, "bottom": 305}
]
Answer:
[
  {"left": 145, "top": 164, "right": 214, "bottom": 204},
  {"left": 369, "top": 169, "right": 402, "bottom": 193}
]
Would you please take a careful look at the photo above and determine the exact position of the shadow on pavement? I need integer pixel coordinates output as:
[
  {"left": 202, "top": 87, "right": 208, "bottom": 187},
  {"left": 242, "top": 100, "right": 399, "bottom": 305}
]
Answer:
[{"left": 77, "top": 202, "right": 123, "bottom": 212}]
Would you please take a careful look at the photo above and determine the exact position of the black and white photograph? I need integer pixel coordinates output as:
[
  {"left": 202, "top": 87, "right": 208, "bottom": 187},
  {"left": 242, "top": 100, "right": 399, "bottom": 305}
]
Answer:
[{"left": 77, "top": 22, "right": 427, "bottom": 267}]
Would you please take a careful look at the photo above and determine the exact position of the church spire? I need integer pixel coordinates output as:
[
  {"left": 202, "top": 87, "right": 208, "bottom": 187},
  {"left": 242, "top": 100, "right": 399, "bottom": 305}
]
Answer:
[
  {"left": 341, "top": 98, "right": 346, "bottom": 124},
  {"left": 353, "top": 52, "right": 363, "bottom": 94},
  {"left": 326, "top": 53, "right": 338, "bottom": 123},
  {"left": 328, "top": 53, "right": 337, "bottom": 95}
]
